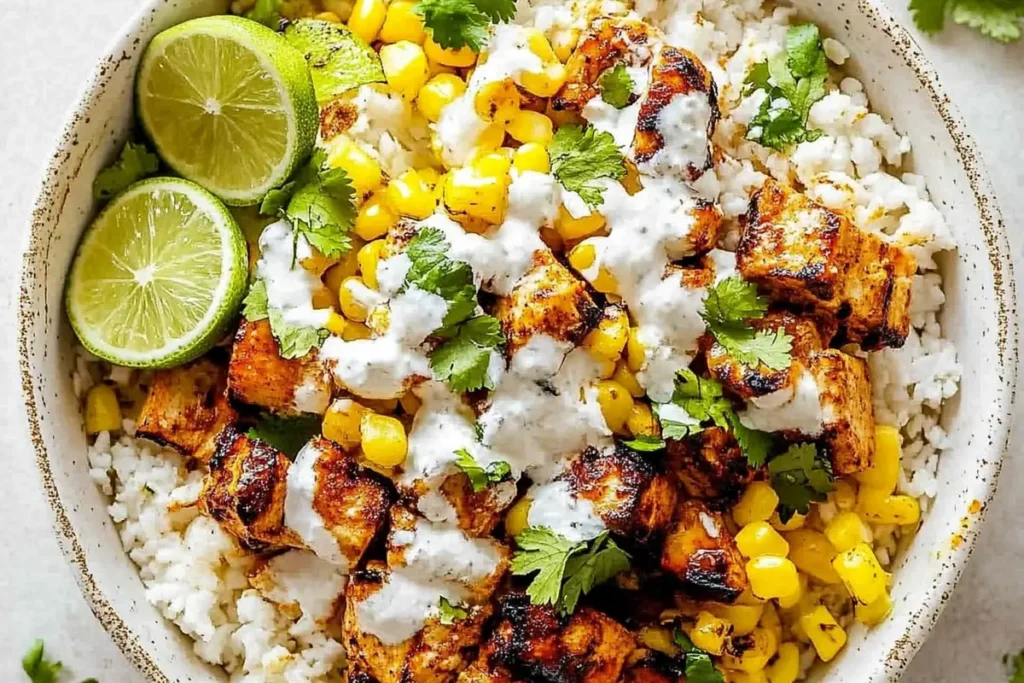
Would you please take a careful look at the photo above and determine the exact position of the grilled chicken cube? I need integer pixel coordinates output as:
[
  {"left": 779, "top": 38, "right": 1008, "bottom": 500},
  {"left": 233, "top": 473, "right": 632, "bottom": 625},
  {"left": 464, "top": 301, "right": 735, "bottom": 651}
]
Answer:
[
  {"left": 437, "top": 474, "right": 518, "bottom": 537},
  {"left": 564, "top": 445, "right": 678, "bottom": 545},
  {"left": 228, "top": 319, "right": 333, "bottom": 415},
  {"left": 809, "top": 350, "right": 876, "bottom": 476},
  {"left": 622, "top": 655, "right": 685, "bottom": 683},
  {"left": 665, "top": 427, "right": 759, "bottom": 503},
  {"left": 136, "top": 357, "right": 236, "bottom": 463},
  {"left": 249, "top": 549, "right": 347, "bottom": 625},
  {"left": 495, "top": 250, "right": 602, "bottom": 357},
  {"left": 660, "top": 500, "right": 748, "bottom": 603},
  {"left": 738, "top": 180, "right": 916, "bottom": 349}
]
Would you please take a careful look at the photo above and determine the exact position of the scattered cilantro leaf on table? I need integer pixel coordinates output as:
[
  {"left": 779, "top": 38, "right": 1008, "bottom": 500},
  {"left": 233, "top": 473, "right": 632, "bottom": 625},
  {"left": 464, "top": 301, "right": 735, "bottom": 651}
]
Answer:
[
  {"left": 701, "top": 276, "right": 793, "bottom": 371},
  {"left": 242, "top": 279, "right": 330, "bottom": 359},
  {"left": 454, "top": 448, "right": 512, "bottom": 491},
  {"left": 1006, "top": 649, "right": 1024, "bottom": 683},
  {"left": 673, "top": 631, "right": 726, "bottom": 683},
  {"left": 246, "top": 0, "right": 282, "bottom": 29},
  {"left": 92, "top": 141, "right": 159, "bottom": 200},
  {"left": 284, "top": 19, "right": 385, "bottom": 104},
  {"left": 247, "top": 413, "right": 320, "bottom": 457},
  {"left": 22, "top": 640, "right": 98, "bottom": 683},
  {"left": 911, "top": 0, "right": 1024, "bottom": 42},
  {"left": 548, "top": 125, "right": 627, "bottom": 208},
  {"left": 600, "top": 64, "right": 635, "bottom": 108},
  {"left": 415, "top": 0, "right": 516, "bottom": 51},
  {"left": 438, "top": 597, "right": 468, "bottom": 624},
  {"left": 768, "top": 442, "right": 835, "bottom": 522}
]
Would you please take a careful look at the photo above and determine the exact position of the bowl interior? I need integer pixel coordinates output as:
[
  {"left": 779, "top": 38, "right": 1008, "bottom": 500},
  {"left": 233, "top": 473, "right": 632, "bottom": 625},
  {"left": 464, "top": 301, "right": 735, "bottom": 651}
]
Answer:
[{"left": 17, "top": 1, "right": 1016, "bottom": 682}]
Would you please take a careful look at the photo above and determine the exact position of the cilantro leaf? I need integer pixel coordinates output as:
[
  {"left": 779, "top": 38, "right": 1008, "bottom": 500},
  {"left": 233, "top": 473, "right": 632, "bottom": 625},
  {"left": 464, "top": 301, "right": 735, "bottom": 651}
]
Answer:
[
  {"left": 548, "top": 125, "right": 626, "bottom": 208},
  {"left": 92, "top": 141, "right": 159, "bottom": 200},
  {"left": 599, "top": 64, "right": 635, "bottom": 109},
  {"left": 284, "top": 20, "right": 386, "bottom": 104},
  {"left": 674, "top": 630, "right": 726, "bottom": 683},
  {"left": 244, "top": 278, "right": 329, "bottom": 359},
  {"left": 768, "top": 443, "right": 835, "bottom": 522},
  {"left": 243, "top": 278, "right": 270, "bottom": 321},
  {"left": 453, "top": 448, "right": 512, "bottom": 492},
  {"left": 911, "top": 0, "right": 951, "bottom": 31},
  {"left": 952, "top": 0, "right": 1024, "bottom": 41},
  {"left": 438, "top": 596, "right": 468, "bottom": 625},
  {"left": 404, "top": 228, "right": 479, "bottom": 329},
  {"left": 473, "top": 0, "right": 517, "bottom": 22},
  {"left": 416, "top": 0, "right": 515, "bottom": 51},
  {"left": 1007, "top": 649, "right": 1024, "bottom": 683},
  {"left": 246, "top": 0, "right": 282, "bottom": 29},
  {"left": 557, "top": 532, "right": 631, "bottom": 615},
  {"left": 247, "top": 413, "right": 320, "bottom": 458},
  {"left": 22, "top": 640, "right": 63, "bottom": 683},
  {"left": 727, "top": 412, "right": 775, "bottom": 468},
  {"left": 620, "top": 434, "right": 666, "bottom": 452},
  {"left": 660, "top": 418, "right": 699, "bottom": 440},
  {"left": 430, "top": 315, "right": 504, "bottom": 392},
  {"left": 701, "top": 276, "right": 793, "bottom": 371}
]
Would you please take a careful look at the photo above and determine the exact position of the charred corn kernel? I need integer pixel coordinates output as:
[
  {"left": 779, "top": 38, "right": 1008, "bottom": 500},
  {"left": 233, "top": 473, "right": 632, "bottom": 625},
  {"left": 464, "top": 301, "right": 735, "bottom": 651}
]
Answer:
[
  {"left": 387, "top": 169, "right": 437, "bottom": 219},
  {"left": 855, "top": 592, "right": 893, "bottom": 626},
  {"left": 86, "top": 384, "right": 121, "bottom": 434},
  {"left": 323, "top": 399, "right": 368, "bottom": 449},
  {"left": 471, "top": 151, "right": 513, "bottom": 179},
  {"left": 709, "top": 603, "right": 764, "bottom": 637},
  {"left": 595, "top": 380, "right": 634, "bottom": 435},
  {"left": 551, "top": 28, "right": 580, "bottom": 63},
  {"left": 347, "top": 0, "right": 386, "bottom": 43},
  {"left": 357, "top": 241, "right": 385, "bottom": 290},
  {"left": 771, "top": 511, "right": 805, "bottom": 531},
  {"left": 824, "top": 511, "right": 871, "bottom": 553},
  {"left": 722, "top": 628, "right": 777, "bottom": 673},
  {"left": 506, "top": 109, "right": 554, "bottom": 145},
  {"left": 766, "top": 642, "right": 800, "bottom": 683},
  {"left": 613, "top": 362, "right": 644, "bottom": 398},
  {"left": 626, "top": 402, "right": 659, "bottom": 438},
  {"left": 857, "top": 424, "right": 902, "bottom": 493},
  {"left": 524, "top": 28, "right": 557, "bottom": 62},
  {"left": 416, "top": 73, "right": 466, "bottom": 121},
  {"left": 800, "top": 606, "right": 846, "bottom": 662},
  {"left": 474, "top": 78, "right": 522, "bottom": 125},
  {"left": 639, "top": 626, "right": 679, "bottom": 657},
  {"left": 339, "top": 276, "right": 371, "bottom": 321},
  {"left": 832, "top": 479, "right": 858, "bottom": 510},
  {"left": 747, "top": 556, "right": 799, "bottom": 600},
  {"left": 690, "top": 610, "right": 732, "bottom": 655},
  {"left": 380, "top": 41, "right": 429, "bottom": 99},
  {"left": 505, "top": 498, "right": 532, "bottom": 538},
  {"left": 360, "top": 413, "right": 408, "bottom": 467},
  {"left": 626, "top": 327, "right": 645, "bottom": 373},
  {"left": 832, "top": 543, "right": 888, "bottom": 605},
  {"left": 519, "top": 62, "right": 566, "bottom": 97},
  {"left": 363, "top": 397, "right": 399, "bottom": 414},
  {"left": 325, "top": 311, "right": 348, "bottom": 336},
  {"left": 343, "top": 321, "right": 372, "bottom": 340},
  {"left": 379, "top": 0, "right": 424, "bottom": 43},
  {"left": 785, "top": 530, "right": 841, "bottom": 584},
  {"left": 776, "top": 573, "right": 806, "bottom": 609},
  {"left": 555, "top": 204, "right": 606, "bottom": 240},
  {"left": 512, "top": 142, "right": 550, "bottom": 174},
  {"left": 736, "top": 522, "right": 790, "bottom": 559},
  {"left": 857, "top": 487, "right": 921, "bottom": 526},
  {"left": 327, "top": 137, "right": 383, "bottom": 196},
  {"left": 583, "top": 307, "right": 629, "bottom": 361},
  {"left": 444, "top": 167, "right": 509, "bottom": 224},
  {"left": 424, "top": 35, "right": 476, "bottom": 67},
  {"left": 354, "top": 191, "right": 398, "bottom": 240},
  {"left": 733, "top": 482, "right": 780, "bottom": 527},
  {"left": 315, "top": 11, "right": 342, "bottom": 22}
]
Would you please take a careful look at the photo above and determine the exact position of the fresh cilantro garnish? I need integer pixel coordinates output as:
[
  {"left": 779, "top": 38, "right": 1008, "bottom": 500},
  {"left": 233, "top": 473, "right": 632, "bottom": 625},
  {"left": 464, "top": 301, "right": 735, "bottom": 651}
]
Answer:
[
  {"left": 599, "top": 64, "right": 635, "bottom": 109},
  {"left": 92, "top": 141, "right": 159, "bottom": 200},
  {"left": 701, "top": 276, "right": 792, "bottom": 371},
  {"left": 454, "top": 448, "right": 512, "bottom": 491},
  {"left": 438, "top": 596, "right": 468, "bottom": 625},
  {"left": 245, "top": 0, "right": 282, "bottom": 29},
  {"left": 726, "top": 412, "right": 775, "bottom": 469},
  {"left": 243, "top": 279, "right": 330, "bottom": 359},
  {"left": 284, "top": 19, "right": 385, "bottom": 104},
  {"left": 511, "top": 528, "right": 629, "bottom": 615},
  {"left": 911, "top": 0, "right": 1023, "bottom": 41},
  {"left": 548, "top": 125, "right": 627, "bottom": 208},
  {"left": 415, "top": 0, "right": 517, "bottom": 52},
  {"left": 247, "top": 413, "right": 320, "bottom": 458},
  {"left": 673, "top": 631, "right": 725, "bottom": 683},
  {"left": 403, "top": 227, "right": 479, "bottom": 330},
  {"left": 22, "top": 640, "right": 97, "bottom": 683},
  {"left": 743, "top": 24, "right": 829, "bottom": 151},
  {"left": 620, "top": 434, "right": 666, "bottom": 452},
  {"left": 430, "top": 315, "right": 505, "bottom": 392},
  {"left": 768, "top": 442, "right": 835, "bottom": 522}
]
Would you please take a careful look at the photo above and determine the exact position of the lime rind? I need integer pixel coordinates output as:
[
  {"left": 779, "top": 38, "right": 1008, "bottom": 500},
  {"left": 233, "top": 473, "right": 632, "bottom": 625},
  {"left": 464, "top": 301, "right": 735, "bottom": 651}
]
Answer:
[{"left": 66, "top": 177, "right": 248, "bottom": 369}]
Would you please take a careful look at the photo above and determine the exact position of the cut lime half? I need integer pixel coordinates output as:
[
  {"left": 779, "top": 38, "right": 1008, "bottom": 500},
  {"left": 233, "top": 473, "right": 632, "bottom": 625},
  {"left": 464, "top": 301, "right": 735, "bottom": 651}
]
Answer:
[
  {"left": 137, "top": 15, "right": 318, "bottom": 205},
  {"left": 66, "top": 177, "right": 249, "bottom": 368}
]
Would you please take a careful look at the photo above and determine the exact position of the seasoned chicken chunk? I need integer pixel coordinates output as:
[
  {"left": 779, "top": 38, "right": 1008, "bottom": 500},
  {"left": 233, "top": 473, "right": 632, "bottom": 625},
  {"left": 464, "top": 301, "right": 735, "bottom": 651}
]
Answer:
[
  {"left": 136, "top": 357, "right": 236, "bottom": 463},
  {"left": 660, "top": 500, "right": 748, "bottom": 603},
  {"left": 665, "top": 427, "right": 758, "bottom": 503},
  {"left": 738, "top": 180, "right": 916, "bottom": 349},
  {"left": 622, "top": 655, "right": 684, "bottom": 683},
  {"left": 437, "top": 474, "right": 518, "bottom": 537},
  {"left": 228, "top": 319, "right": 333, "bottom": 415},
  {"left": 809, "top": 350, "right": 876, "bottom": 476}
]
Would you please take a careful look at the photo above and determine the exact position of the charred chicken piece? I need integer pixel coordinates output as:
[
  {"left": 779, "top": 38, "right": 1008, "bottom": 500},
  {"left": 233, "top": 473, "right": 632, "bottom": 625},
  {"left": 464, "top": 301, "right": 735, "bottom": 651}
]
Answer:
[
  {"left": 660, "top": 499, "right": 748, "bottom": 604},
  {"left": 664, "top": 427, "right": 759, "bottom": 504}
]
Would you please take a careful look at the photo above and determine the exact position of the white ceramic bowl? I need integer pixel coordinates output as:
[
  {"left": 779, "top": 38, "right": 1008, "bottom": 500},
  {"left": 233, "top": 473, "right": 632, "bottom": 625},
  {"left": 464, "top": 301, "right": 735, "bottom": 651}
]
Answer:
[{"left": 17, "top": 1, "right": 1017, "bottom": 681}]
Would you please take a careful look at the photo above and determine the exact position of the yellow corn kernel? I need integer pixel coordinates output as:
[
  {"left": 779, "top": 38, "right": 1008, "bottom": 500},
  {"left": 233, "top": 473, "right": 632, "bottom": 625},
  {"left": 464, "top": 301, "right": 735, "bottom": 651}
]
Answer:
[
  {"left": 387, "top": 169, "right": 437, "bottom": 219},
  {"left": 832, "top": 478, "right": 858, "bottom": 510},
  {"left": 746, "top": 556, "right": 799, "bottom": 601},
  {"left": 690, "top": 610, "right": 732, "bottom": 655},
  {"left": 315, "top": 11, "right": 342, "bottom": 22},
  {"left": 626, "top": 402, "right": 659, "bottom": 438},
  {"left": 342, "top": 322, "right": 372, "bottom": 340},
  {"left": 626, "top": 327, "right": 645, "bottom": 373},
  {"left": 857, "top": 425, "right": 901, "bottom": 493},
  {"left": 380, "top": 41, "right": 429, "bottom": 100},
  {"left": 470, "top": 151, "right": 513, "bottom": 179},
  {"left": 444, "top": 167, "right": 509, "bottom": 225},
  {"left": 728, "top": 672, "right": 768, "bottom": 683},
  {"left": 424, "top": 35, "right": 477, "bottom": 67},
  {"left": 354, "top": 191, "right": 398, "bottom": 241},
  {"left": 770, "top": 511, "right": 805, "bottom": 532},
  {"left": 512, "top": 142, "right": 550, "bottom": 174},
  {"left": 356, "top": 241, "right": 385, "bottom": 290},
  {"left": 323, "top": 399, "right": 368, "bottom": 449},
  {"left": 551, "top": 28, "right": 580, "bottom": 63},
  {"left": 857, "top": 487, "right": 921, "bottom": 526},
  {"left": 736, "top": 522, "right": 790, "bottom": 559},
  {"left": 519, "top": 62, "right": 567, "bottom": 97},
  {"left": 855, "top": 592, "right": 893, "bottom": 626},
  {"left": 524, "top": 28, "right": 557, "bottom": 62},
  {"left": 477, "top": 123, "right": 507, "bottom": 152},
  {"left": 474, "top": 78, "right": 522, "bottom": 125},
  {"left": 824, "top": 511, "right": 871, "bottom": 553},
  {"left": 583, "top": 307, "right": 629, "bottom": 361},
  {"left": 347, "top": 0, "right": 386, "bottom": 43},
  {"left": 759, "top": 602, "right": 782, "bottom": 643},
  {"left": 325, "top": 311, "right": 348, "bottom": 336},
  {"left": 832, "top": 543, "right": 888, "bottom": 605},
  {"left": 733, "top": 482, "right": 780, "bottom": 527},
  {"left": 722, "top": 628, "right": 777, "bottom": 673},
  {"left": 360, "top": 413, "right": 408, "bottom": 467},
  {"left": 323, "top": 245, "right": 362, "bottom": 291},
  {"left": 595, "top": 356, "right": 616, "bottom": 379},
  {"left": 505, "top": 497, "right": 532, "bottom": 538},
  {"left": 311, "top": 283, "right": 337, "bottom": 311},
  {"left": 339, "top": 276, "right": 371, "bottom": 322},
  {"left": 85, "top": 384, "right": 121, "bottom": 434},
  {"left": 327, "top": 137, "right": 383, "bottom": 196},
  {"left": 555, "top": 204, "right": 606, "bottom": 240},
  {"left": 612, "top": 362, "right": 644, "bottom": 398},
  {"left": 506, "top": 109, "right": 554, "bottom": 145},
  {"left": 595, "top": 379, "right": 634, "bottom": 435},
  {"left": 323, "top": 0, "right": 356, "bottom": 20},
  {"left": 416, "top": 73, "right": 467, "bottom": 122},
  {"left": 363, "top": 397, "right": 399, "bottom": 414},
  {"left": 766, "top": 642, "right": 800, "bottom": 683},
  {"left": 708, "top": 603, "right": 764, "bottom": 638},
  {"left": 799, "top": 606, "right": 846, "bottom": 662},
  {"left": 785, "top": 530, "right": 841, "bottom": 584},
  {"left": 777, "top": 572, "right": 806, "bottom": 610},
  {"left": 379, "top": 0, "right": 424, "bottom": 44},
  {"left": 638, "top": 626, "right": 679, "bottom": 657},
  {"left": 567, "top": 241, "right": 617, "bottom": 294}
]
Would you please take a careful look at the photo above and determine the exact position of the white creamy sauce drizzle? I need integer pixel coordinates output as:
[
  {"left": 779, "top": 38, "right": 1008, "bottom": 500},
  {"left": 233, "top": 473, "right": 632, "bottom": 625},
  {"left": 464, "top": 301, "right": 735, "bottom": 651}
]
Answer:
[
  {"left": 583, "top": 64, "right": 651, "bottom": 152},
  {"left": 259, "top": 550, "right": 347, "bottom": 625},
  {"left": 256, "top": 220, "right": 332, "bottom": 329},
  {"left": 291, "top": 370, "right": 332, "bottom": 415},
  {"left": 739, "top": 368, "right": 826, "bottom": 436},
  {"left": 526, "top": 479, "right": 606, "bottom": 543},
  {"left": 636, "top": 91, "right": 715, "bottom": 181},
  {"left": 285, "top": 441, "right": 349, "bottom": 569}
]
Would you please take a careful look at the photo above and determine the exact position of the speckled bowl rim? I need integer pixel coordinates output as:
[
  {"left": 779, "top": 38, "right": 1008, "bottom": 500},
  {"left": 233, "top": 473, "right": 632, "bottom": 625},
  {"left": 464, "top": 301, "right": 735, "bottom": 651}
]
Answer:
[{"left": 16, "top": 0, "right": 1018, "bottom": 681}]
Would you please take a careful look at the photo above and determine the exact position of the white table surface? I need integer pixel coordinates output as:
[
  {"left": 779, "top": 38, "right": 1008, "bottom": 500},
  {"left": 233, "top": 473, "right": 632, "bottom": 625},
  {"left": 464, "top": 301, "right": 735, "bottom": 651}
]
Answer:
[{"left": 0, "top": 1, "right": 1021, "bottom": 681}]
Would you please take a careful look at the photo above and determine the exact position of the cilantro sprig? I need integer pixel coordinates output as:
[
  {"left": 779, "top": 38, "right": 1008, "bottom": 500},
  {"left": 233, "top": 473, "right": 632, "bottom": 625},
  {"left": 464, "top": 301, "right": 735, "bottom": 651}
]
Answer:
[
  {"left": 415, "top": 0, "right": 517, "bottom": 51},
  {"left": 743, "top": 24, "right": 829, "bottom": 151},
  {"left": 454, "top": 448, "right": 512, "bottom": 491},
  {"left": 620, "top": 434, "right": 666, "bottom": 452},
  {"left": 599, "top": 64, "right": 636, "bottom": 109},
  {"left": 247, "top": 413, "right": 321, "bottom": 458},
  {"left": 22, "top": 640, "right": 98, "bottom": 683},
  {"left": 548, "top": 125, "right": 627, "bottom": 208},
  {"left": 673, "top": 631, "right": 725, "bottom": 683},
  {"left": 911, "top": 0, "right": 1023, "bottom": 42},
  {"left": 92, "top": 141, "right": 159, "bottom": 200},
  {"left": 701, "top": 276, "right": 793, "bottom": 371},
  {"left": 243, "top": 278, "right": 330, "bottom": 359},
  {"left": 511, "top": 528, "right": 630, "bottom": 615},
  {"left": 768, "top": 442, "right": 835, "bottom": 522},
  {"left": 438, "top": 596, "right": 468, "bottom": 625}
]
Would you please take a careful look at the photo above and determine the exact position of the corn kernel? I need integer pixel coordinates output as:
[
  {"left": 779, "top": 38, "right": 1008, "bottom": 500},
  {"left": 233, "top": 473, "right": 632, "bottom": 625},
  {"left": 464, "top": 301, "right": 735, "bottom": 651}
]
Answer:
[
  {"left": 595, "top": 379, "right": 634, "bottom": 435},
  {"left": 785, "top": 530, "right": 840, "bottom": 584},
  {"left": 799, "top": 606, "right": 846, "bottom": 662},
  {"left": 323, "top": 246, "right": 362, "bottom": 293},
  {"left": 325, "top": 311, "right": 348, "bottom": 336},
  {"left": 638, "top": 626, "right": 679, "bottom": 657},
  {"left": 387, "top": 169, "right": 437, "bottom": 219},
  {"left": 583, "top": 307, "right": 628, "bottom": 361},
  {"left": 327, "top": 136, "right": 383, "bottom": 196},
  {"left": 857, "top": 487, "right": 921, "bottom": 526},
  {"left": 832, "top": 479, "right": 858, "bottom": 510},
  {"left": 363, "top": 397, "right": 399, "bottom": 414},
  {"left": 512, "top": 142, "right": 550, "bottom": 174},
  {"left": 506, "top": 109, "right": 554, "bottom": 145},
  {"left": 470, "top": 151, "right": 513, "bottom": 179},
  {"left": 708, "top": 603, "right": 764, "bottom": 637},
  {"left": 524, "top": 28, "right": 557, "bottom": 62},
  {"left": 612, "top": 362, "right": 644, "bottom": 398},
  {"left": 347, "top": 0, "right": 386, "bottom": 43},
  {"left": 477, "top": 123, "right": 507, "bottom": 152},
  {"left": 832, "top": 543, "right": 888, "bottom": 605},
  {"left": 444, "top": 167, "right": 509, "bottom": 225},
  {"left": 555, "top": 204, "right": 606, "bottom": 240},
  {"left": 380, "top": 41, "right": 429, "bottom": 100},
  {"left": 424, "top": 35, "right": 477, "bottom": 67},
  {"left": 323, "top": 399, "right": 368, "bottom": 449},
  {"left": 626, "top": 327, "right": 645, "bottom": 373},
  {"left": 551, "top": 28, "right": 580, "bottom": 63},
  {"left": 770, "top": 511, "right": 805, "bottom": 532},
  {"left": 399, "top": 391, "right": 421, "bottom": 415},
  {"left": 339, "top": 276, "right": 372, "bottom": 321},
  {"left": 722, "top": 628, "right": 777, "bottom": 673},
  {"left": 311, "top": 284, "right": 337, "bottom": 311},
  {"left": 474, "top": 78, "right": 522, "bottom": 125},
  {"left": 315, "top": 11, "right": 342, "bottom": 22},
  {"left": 568, "top": 241, "right": 617, "bottom": 293},
  {"left": 416, "top": 73, "right": 467, "bottom": 122},
  {"left": 824, "top": 511, "right": 871, "bottom": 553},
  {"left": 595, "top": 356, "right": 616, "bottom": 379},
  {"left": 360, "top": 413, "right": 408, "bottom": 467},
  {"left": 85, "top": 384, "right": 121, "bottom": 434},
  {"left": 746, "top": 556, "right": 799, "bottom": 601},
  {"left": 690, "top": 610, "right": 732, "bottom": 655},
  {"left": 855, "top": 592, "right": 893, "bottom": 626},
  {"left": 766, "top": 642, "right": 800, "bottom": 683},
  {"left": 856, "top": 425, "right": 901, "bottom": 492},
  {"left": 505, "top": 497, "right": 532, "bottom": 538},
  {"left": 379, "top": 0, "right": 424, "bottom": 44},
  {"left": 626, "top": 402, "right": 659, "bottom": 438},
  {"left": 356, "top": 241, "right": 385, "bottom": 290},
  {"left": 519, "top": 62, "right": 566, "bottom": 97},
  {"left": 354, "top": 191, "right": 398, "bottom": 241},
  {"left": 776, "top": 573, "right": 806, "bottom": 611},
  {"left": 736, "top": 522, "right": 790, "bottom": 559},
  {"left": 343, "top": 322, "right": 372, "bottom": 340},
  {"left": 733, "top": 482, "right": 780, "bottom": 527},
  {"left": 759, "top": 602, "right": 782, "bottom": 643}
]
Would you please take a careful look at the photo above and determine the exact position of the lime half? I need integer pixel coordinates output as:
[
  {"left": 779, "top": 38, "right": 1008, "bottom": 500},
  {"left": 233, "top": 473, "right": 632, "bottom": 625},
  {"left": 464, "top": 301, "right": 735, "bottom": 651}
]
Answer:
[
  {"left": 137, "top": 15, "right": 318, "bottom": 205},
  {"left": 66, "top": 177, "right": 249, "bottom": 368}
]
